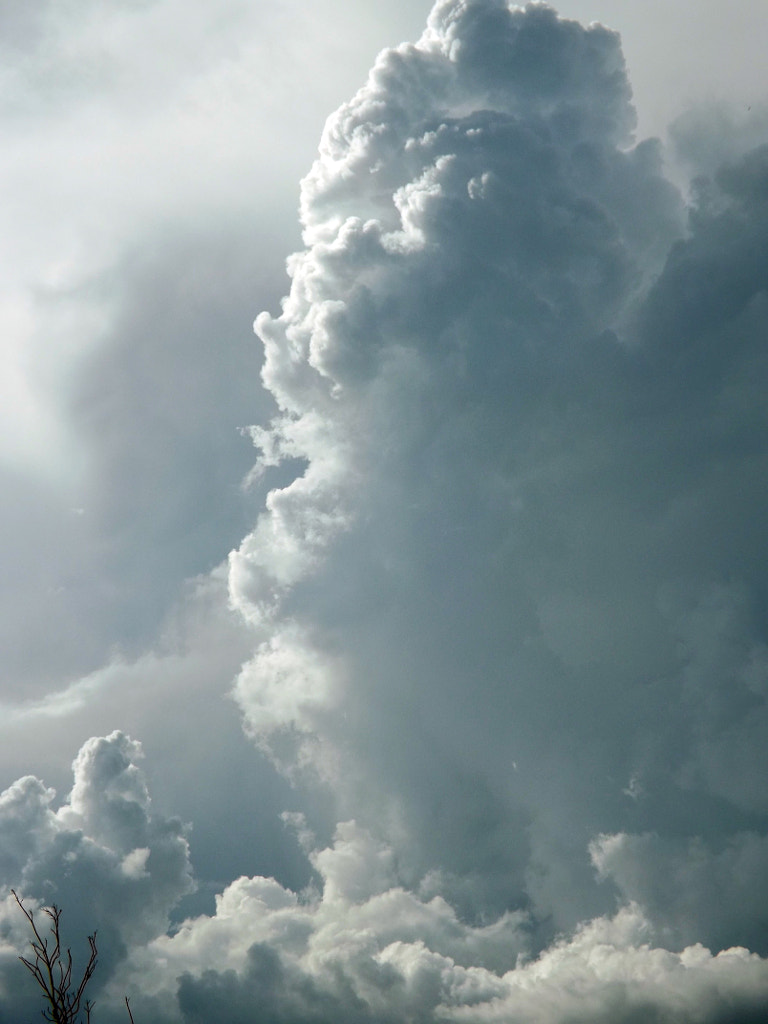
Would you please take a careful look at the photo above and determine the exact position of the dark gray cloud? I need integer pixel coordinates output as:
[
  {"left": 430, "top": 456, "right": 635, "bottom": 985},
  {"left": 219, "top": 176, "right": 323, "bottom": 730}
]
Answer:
[
  {"left": 65, "top": 224, "right": 280, "bottom": 657},
  {"left": 0, "top": 222, "right": 284, "bottom": 701},
  {"left": 0, "top": 732, "right": 193, "bottom": 1020},
  {"left": 0, "top": 0, "right": 51, "bottom": 53}
]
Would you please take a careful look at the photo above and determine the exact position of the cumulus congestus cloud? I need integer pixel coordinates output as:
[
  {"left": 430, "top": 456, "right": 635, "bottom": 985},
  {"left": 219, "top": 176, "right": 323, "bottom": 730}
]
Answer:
[{"left": 227, "top": 0, "right": 768, "bottom": 990}]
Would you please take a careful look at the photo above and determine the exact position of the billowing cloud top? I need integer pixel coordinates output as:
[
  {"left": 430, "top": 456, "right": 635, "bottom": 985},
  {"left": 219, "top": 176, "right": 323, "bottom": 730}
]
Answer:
[
  {"left": 4, "top": 1, "right": 768, "bottom": 1022},
  {"left": 231, "top": 0, "right": 768, "bottom": 951}
]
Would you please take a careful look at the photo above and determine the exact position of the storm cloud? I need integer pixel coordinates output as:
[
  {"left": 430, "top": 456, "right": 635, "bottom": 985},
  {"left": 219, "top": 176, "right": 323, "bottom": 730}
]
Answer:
[{"left": 3, "top": 1, "right": 768, "bottom": 1022}]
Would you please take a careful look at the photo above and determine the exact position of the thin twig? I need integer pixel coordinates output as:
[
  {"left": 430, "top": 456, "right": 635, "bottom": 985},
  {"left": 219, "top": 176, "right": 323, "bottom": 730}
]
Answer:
[{"left": 12, "top": 890, "right": 98, "bottom": 1024}]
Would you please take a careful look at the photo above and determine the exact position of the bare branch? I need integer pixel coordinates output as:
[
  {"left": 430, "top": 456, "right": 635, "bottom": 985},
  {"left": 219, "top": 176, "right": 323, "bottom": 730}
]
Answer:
[{"left": 12, "top": 890, "right": 99, "bottom": 1024}]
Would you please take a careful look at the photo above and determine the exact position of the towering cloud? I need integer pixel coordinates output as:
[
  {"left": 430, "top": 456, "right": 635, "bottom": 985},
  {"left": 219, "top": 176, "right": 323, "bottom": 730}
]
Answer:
[
  {"left": 229, "top": 0, "right": 768, "bottom": 1004},
  {"left": 231, "top": 0, "right": 768, "bottom": 948}
]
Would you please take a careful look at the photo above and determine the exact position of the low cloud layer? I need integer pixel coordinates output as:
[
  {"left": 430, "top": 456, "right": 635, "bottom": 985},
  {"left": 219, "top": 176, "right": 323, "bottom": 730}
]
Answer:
[
  {"left": 3, "top": 1, "right": 768, "bottom": 1022},
  {"left": 113, "top": 823, "right": 768, "bottom": 1024}
]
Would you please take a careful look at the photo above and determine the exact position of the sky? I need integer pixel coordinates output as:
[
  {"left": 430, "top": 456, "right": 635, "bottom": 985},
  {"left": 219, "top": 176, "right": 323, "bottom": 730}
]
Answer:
[{"left": 1, "top": 1, "right": 768, "bottom": 1021}]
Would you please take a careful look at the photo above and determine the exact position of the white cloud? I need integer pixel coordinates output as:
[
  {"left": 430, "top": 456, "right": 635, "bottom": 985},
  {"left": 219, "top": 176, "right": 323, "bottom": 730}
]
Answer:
[{"left": 102, "top": 829, "right": 768, "bottom": 1024}]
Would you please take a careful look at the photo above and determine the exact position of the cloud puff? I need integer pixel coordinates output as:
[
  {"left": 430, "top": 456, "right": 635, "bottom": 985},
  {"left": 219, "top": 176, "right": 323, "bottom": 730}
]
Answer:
[
  {"left": 0, "top": 730, "right": 194, "bottom": 1011},
  {"left": 229, "top": 0, "right": 768, "bottom": 967},
  {"left": 6, "top": 2, "right": 768, "bottom": 1022}
]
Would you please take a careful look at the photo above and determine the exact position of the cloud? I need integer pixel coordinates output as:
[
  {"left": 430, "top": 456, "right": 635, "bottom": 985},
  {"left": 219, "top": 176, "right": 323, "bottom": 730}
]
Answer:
[
  {"left": 0, "top": 0, "right": 433, "bottom": 701},
  {"left": 592, "top": 829, "right": 768, "bottom": 960},
  {"left": 0, "top": 732, "right": 193, "bottom": 1018},
  {"left": 227, "top": 0, "right": 768, "bottom": 971},
  {"left": 105, "top": 821, "right": 526, "bottom": 1021},
  {"left": 95, "top": 825, "right": 768, "bottom": 1024},
  {"left": 0, "top": 568, "right": 312, "bottom": 918},
  {"left": 6, "top": 810, "right": 768, "bottom": 1024}
]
